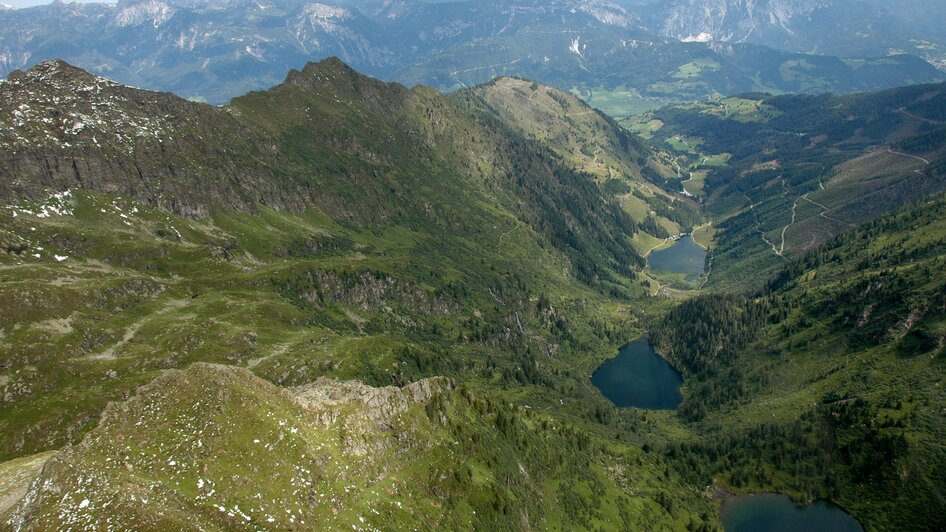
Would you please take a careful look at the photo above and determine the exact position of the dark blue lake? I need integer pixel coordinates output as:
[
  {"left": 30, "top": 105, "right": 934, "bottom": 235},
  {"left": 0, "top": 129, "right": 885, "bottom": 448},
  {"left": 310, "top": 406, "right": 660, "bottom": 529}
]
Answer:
[
  {"left": 649, "top": 236, "right": 706, "bottom": 282},
  {"left": 591, "top": 339, "right": 683, "bottom": 410},
  {"left": 721, "top": 494, "right": 862, "bottom": 532}
]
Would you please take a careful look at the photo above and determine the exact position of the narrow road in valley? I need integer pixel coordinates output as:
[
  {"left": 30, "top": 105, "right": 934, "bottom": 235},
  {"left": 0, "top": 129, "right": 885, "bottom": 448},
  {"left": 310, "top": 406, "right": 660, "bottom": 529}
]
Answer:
[
  {"left": 803, "top": 196, "right": 857, "bottom": 228},
  {"left": 644, "top": 237, "right": 671, "bottom": 257},
  {"left": 777, "top": 194, "right": 806, "bottom": 256},
  {"left": 739, "top": 191, "right": 781, "bottom": 257},
  {"left": 886, "top": 148, "right": 931, "bottom": 166},
  {"left": 690, "top": 222, "right": 713, "bottom": 250},
  {"left": 897, "top": 107, "right": 943, "bottom": 125}
]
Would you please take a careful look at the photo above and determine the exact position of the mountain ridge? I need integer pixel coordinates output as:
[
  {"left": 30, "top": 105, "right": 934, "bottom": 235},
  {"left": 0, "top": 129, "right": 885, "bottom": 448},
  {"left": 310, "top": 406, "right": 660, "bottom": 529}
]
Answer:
[{"left": 6, "top": 363, "right": 701, "bottom": 529}]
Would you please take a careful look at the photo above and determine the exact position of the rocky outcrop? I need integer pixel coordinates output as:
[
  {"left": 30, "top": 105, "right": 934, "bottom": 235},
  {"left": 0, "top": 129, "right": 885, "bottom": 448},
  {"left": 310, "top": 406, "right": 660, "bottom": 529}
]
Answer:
[
  {"left": 0, "top": 61, "right": 298, "bottom": 218},
  {"left": 292, "top": 376, "right": 451, "bottom": 427},
  {"left": 284, "top": 268, "right": 458, "bottom": 314},
  {"left": 290, "top": 376, "right": 453, "bottom": 456}
]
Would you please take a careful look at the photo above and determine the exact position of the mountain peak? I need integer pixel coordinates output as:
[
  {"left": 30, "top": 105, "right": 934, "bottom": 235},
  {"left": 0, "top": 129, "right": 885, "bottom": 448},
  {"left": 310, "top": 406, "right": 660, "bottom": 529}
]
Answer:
[
  {"left": 283, "top": 56, "right": 392, "bottom": 94},
  {"left": 7, "top": 60, "right": 100, "bottom": 85},
  {"left": 297, "top": 56, "right": 359, "bottom": 79},
  {"left": 274, "top": 56, "right": 414, "bottom": 114},
  {"left": 2, "top": 60, "right": 125, "bottom": 120}
]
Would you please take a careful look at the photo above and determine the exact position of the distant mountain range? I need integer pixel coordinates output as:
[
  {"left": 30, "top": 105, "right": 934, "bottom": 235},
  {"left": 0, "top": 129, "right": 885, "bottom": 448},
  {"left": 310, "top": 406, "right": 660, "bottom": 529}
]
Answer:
[
  {"left": 0, "top": 0, "right": 942, "bottom": 103},
  {"left": 626, "top": 0, "right": 946, "bottom": 67}
]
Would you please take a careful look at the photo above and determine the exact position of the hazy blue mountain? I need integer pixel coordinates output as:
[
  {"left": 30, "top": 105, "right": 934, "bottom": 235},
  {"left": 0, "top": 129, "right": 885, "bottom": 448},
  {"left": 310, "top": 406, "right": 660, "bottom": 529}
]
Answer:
[
  {"left": 625, "top": 0, "right": 946, "bottom": 68},
  {"left": 0, "top": 0, "right": 942, "bottom": 103}
]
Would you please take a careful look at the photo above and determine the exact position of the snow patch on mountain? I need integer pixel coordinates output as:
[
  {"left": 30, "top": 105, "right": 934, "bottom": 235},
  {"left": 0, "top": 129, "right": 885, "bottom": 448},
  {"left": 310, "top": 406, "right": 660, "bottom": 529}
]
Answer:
[
  {"left": 0, "top": 61, "right": 171, "bottom": 152},
  {"left": 659, "top": 0, "right": 830, "bottom": 44},
  {"left": 570, "top": 36, "right": 582, "bottom": 57},
  {"left": 112, "top": 0, "right": 175, "bottom": 29},
  {"left": 371, "top": 0, "right": 415, "bottom": 20},
  {"left": 682, "top": 32, "right": 714, "bottom": 43},
  {"left": 574, "top": 0, "right": 640, "bottom": 27},
  {"left": 300, "top": 3, "right": 351, "bottom": 24},
  {"left": 294, "top": 2, "right": 354, "bottom": 45}
]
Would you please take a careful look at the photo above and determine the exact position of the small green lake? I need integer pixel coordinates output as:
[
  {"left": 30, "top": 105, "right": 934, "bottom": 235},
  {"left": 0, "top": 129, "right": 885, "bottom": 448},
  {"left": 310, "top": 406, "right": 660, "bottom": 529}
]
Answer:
[
  {"left": 721, "top": 494, "right": 862, "bottom": 532},
  {"left": 649, "top": 236, "right": 706, "bottom": 283},
  {"left": 591, "top": 339, "right": 682, "bottom": 410}
]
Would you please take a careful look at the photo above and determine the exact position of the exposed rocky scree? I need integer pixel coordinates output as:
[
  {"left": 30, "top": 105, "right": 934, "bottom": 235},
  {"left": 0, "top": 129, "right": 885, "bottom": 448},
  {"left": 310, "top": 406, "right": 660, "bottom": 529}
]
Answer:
[
  {"left": 2, "top": 363, "right": 461, "bottom": 529},
  {"left": 0, "top": 59, "right": 455, "bottom": 224},
  {"left": 0, "top": 61, "right": 296, "bottom": 218}
]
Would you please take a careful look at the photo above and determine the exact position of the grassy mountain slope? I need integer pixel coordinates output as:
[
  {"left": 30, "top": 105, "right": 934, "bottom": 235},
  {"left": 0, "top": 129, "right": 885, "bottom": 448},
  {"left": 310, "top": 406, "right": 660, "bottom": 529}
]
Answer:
[
  {"left": 651, "top": 195, "right": 946, "bottom": 530},
  {"left": 5, "top": 364, "right": 699, "bottom": 530},
  {"left": 456, "top": 77, "right": 705, "bottom": 257},
  {"left": 463, "top": 77, "right": 664, "bottom": 183},
  {"left": 230, "top": 58, "right": 646, "bottom": 286},
  {"left": 0, "top": 57, "right": 642, "bottom": 458},
  {"left": 629, "top": 83, "right": 946, "bottom": 289},
  {"left": 0, "top": 58, "right": 646, "bottom": 287}
]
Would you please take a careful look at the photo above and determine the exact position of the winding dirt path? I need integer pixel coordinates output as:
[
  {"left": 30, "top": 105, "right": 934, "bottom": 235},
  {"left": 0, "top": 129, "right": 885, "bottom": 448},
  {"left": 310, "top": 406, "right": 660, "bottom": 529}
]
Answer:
[
  {"left": 777, "top": 194, "right": 805, "bottom": 256},
  {"left": 803, "top": 196, "right": 856, "bottom": 228},
  {"left": 897, "top": 107, "right": 943, "bottom": 126},
  {"left": 886, "top": 148, "right": 931, "bottom": 166},
  {"left": 739, "top": 191, "right": 782, "bottom": 257},
  {"left": 85, "top": 299, "right": 188, "bottom": 361}
]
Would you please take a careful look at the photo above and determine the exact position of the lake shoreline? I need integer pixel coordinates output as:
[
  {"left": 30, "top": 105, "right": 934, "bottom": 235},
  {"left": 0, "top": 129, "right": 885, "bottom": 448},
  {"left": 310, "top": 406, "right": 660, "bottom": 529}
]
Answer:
[
  {"left": 718, "top": 491, "right": 864, "bottom": 532},
  {"left": 591, "top": 338, "right": 683, "bottom": 410},
  {"left": 646, "top": 235, "right": 708, "bottom": 290}
]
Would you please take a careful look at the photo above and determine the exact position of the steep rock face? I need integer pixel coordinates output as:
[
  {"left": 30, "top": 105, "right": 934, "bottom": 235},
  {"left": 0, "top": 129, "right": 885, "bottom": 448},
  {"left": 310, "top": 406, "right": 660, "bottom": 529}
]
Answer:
[
  {"left": 1, "top": 0, "right": 942, "bottom": 103},
  {"left": 0, "top": 0, "right": 645, "bottom": 103},
  {"left": 0, "top": 0, "right": 396, "bottom": 103},
  {"left": 279, "top": 268, "right": 459, "bottom": 314},
  {"left": 0, "top": 60, "right": 293, "bottom": 217},
  {"left": 0, "top": 58, "right": 502, "bottom": 223}
]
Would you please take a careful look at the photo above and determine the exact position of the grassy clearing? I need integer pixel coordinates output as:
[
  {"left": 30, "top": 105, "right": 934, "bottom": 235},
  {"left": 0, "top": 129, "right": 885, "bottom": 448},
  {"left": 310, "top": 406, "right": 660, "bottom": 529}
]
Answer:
[
  {"left": 700, "top": 153, "right": 731, "bottom": 167},
  {"left": 683, "top": 171, "right": 709, "bottom": 197},
  {"left": 671, "top": 59, "right": 721, "bottom": 80},
  {"left": 692, "top": 224, "right": 716, "bottom": 250},
  {"left": 573, "top": 86, "right": 668, "bottom": 119}
]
